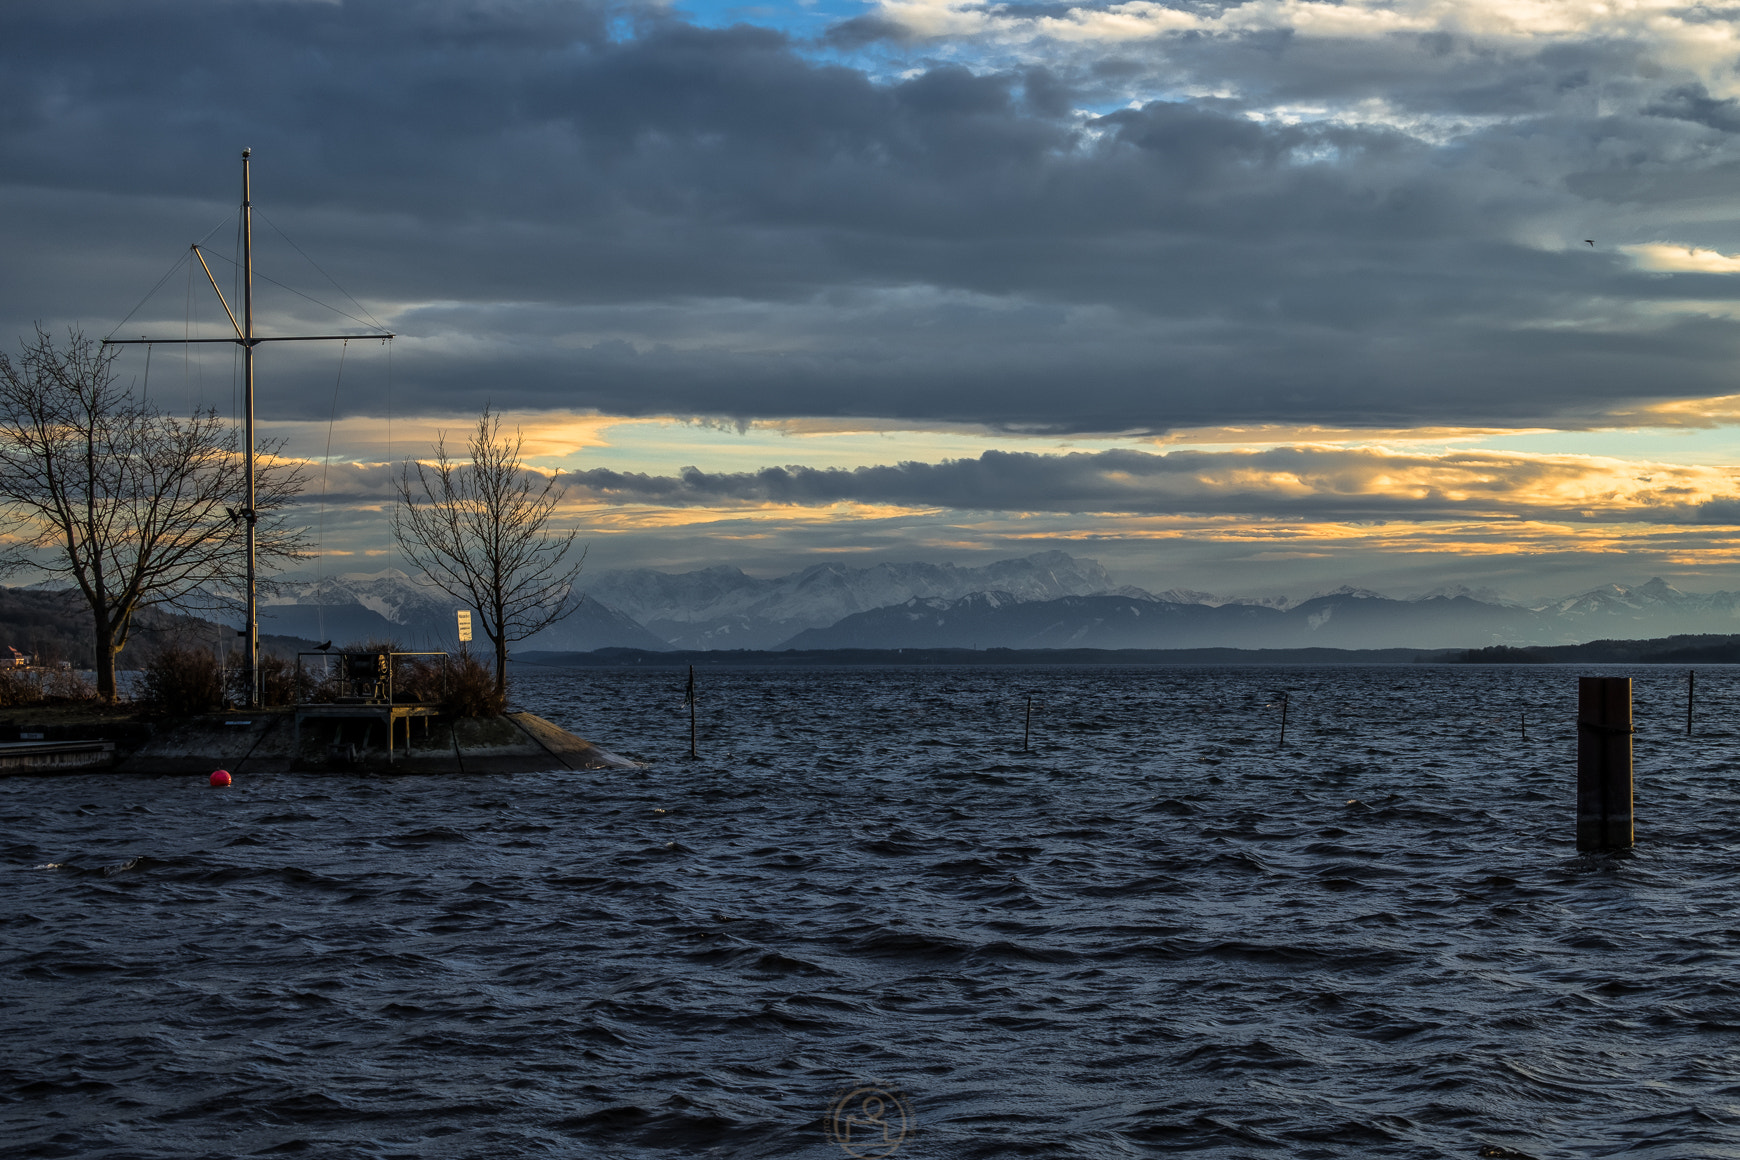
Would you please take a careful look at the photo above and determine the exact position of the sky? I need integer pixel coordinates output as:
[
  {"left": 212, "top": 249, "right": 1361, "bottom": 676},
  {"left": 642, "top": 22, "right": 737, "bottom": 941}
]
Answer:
[{"left": 10, "top": 0, "right": 1740, "bottom": 603}]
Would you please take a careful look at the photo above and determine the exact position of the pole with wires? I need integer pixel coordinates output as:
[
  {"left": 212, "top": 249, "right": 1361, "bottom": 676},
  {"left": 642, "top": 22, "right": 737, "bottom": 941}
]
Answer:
[
  {"left": 103, "top": 150, "right": 394, "bottom": 708},
  {"left": 242, "top": 149, "right": 259, "bottom": 707}
]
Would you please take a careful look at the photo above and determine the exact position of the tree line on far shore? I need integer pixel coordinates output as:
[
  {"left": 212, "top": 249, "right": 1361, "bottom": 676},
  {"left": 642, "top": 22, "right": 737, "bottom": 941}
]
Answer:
[{"left": 0, "top": 327, "right": 586, "bottom": 706}]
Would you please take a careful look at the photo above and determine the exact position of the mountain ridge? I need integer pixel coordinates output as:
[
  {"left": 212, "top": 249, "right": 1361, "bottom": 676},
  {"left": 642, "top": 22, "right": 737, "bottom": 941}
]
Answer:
[
  {"left": 221, "top": 559, "right": 1740, "bottom": 654},
  {"left": 777, "top": 578, "right": 1740, "bottom": 651}
]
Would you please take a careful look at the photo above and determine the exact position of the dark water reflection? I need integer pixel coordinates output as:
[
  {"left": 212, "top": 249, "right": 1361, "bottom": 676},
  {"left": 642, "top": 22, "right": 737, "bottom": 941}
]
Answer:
[{"left": 7, "top": 664, "right": 1740, "bottom": 1158}]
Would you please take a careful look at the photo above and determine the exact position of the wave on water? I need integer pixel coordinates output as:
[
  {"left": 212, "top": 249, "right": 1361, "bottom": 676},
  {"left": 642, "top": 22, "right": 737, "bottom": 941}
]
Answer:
[{"left": 5, "top": 663, "right": 1740, "bottom": 1158}]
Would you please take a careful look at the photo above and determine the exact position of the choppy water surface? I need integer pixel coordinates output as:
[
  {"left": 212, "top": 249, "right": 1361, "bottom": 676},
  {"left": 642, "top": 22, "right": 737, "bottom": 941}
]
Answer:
[{"left": 7, "top": 664, "right": 1740, "bottom": 1159}]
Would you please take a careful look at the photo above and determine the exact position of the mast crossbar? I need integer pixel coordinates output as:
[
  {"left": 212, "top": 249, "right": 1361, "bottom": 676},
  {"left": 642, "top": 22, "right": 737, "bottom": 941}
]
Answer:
[{"left": 102, "top": 334, "right": 394, "bottom": 345}]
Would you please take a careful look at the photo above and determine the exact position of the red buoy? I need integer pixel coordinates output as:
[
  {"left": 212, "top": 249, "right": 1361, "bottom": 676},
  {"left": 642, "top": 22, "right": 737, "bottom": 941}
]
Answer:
[{"left": 210, "top": 770, "right": 231, "bottom": 787}]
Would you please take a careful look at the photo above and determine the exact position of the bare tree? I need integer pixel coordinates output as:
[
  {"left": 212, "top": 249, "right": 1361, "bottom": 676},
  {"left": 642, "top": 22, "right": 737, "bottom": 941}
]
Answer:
[
  {"left": 0, "top": 326, "right": 309, "bottom": 701},
  {"left": 393, "top": 406, "right": 585, "bottom": 694}
]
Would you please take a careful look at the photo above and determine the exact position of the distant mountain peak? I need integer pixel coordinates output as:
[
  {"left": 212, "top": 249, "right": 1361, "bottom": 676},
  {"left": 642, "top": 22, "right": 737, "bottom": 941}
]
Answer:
[
  {"left": 1149, "top": 586, "right": 1224, "bottom": 606},
  {"left": 1306, "top": 584, "right": 1386, "bottom": 601},
  {"left": 1412, "top": 583, "right": 1518, "bottom": 606}
]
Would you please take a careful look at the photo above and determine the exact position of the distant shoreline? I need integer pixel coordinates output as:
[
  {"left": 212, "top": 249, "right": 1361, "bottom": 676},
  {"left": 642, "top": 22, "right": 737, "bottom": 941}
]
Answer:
[
  {"left": 516, "top": 645, "right": 1461, "bottom": 667},
  {"left": 517, "top": 634, "right": 1740, "bottom": 668}
]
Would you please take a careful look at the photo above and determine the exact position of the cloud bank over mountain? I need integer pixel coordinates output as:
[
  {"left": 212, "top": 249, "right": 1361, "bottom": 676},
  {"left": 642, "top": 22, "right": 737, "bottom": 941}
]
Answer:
[{"left": 568, "top": 446, "right": 1740, "bottom": 523}]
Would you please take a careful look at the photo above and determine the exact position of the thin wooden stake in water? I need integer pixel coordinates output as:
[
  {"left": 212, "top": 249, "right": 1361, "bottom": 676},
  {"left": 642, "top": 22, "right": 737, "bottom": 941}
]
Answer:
[
  {"left": 686, "top": 664, "right": 697, "bottom": 759},
  {"left": 1521, "top": 709, "right": 1527, "bottom": 741},
  {"left": 1576, "top": 676, "right": 1634, "bottom": 851},
  {"left": 1687, "top": 669, "right": 1695, "bottom": 737},
  {"left": 1278, "top": 692, "right": 1289, "bottom": 749},
  {"left": 1024, "top": 694, "right": 1032, "bottom": 753}
]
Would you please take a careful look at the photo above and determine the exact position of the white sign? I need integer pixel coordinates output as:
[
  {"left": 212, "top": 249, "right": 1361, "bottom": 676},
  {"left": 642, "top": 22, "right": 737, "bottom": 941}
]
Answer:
[{"left": 457, "top": 609, "right": 473, "bottom": 642}]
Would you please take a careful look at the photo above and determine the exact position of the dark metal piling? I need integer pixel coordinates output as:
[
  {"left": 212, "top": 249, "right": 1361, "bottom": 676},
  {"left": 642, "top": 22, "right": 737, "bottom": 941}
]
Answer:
[
  {"left": 1687, "top": 669, "right": 1695, "bottom": 737},
  {"left": 686, "top": 664, "right": 697, "bottom": 759},
  {"left": 1576, "top": 676, "right": 1633, "bottom": 851}
]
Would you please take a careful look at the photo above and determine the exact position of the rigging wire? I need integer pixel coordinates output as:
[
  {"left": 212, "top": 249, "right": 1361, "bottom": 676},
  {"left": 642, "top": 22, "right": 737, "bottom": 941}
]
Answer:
[
  {"left": 184, "top": 255, "right": 194, "bottom": 411},
  {"left": 256, "top": 210, "right": 388, "bottom": 331},
  {"left": 103, "top": 214, "right": 233, "bottom": 342},
  {"left": 201, "top": 248, "right": 382, "bottom": 332},
  {"left": 386, "top": 336, "right": 394, "bottom": 585},
  {"left": 107, "top": 253, "right": 190, "bottom": 343},
  {"left": 316, "top": 339, "right": 350, "bottom": 645},
  {"left": 141, "top": 343, "right": 150, "bottom": 403},
  {"left": 233, "top": 211, "right": 244, "bottom": 430}
]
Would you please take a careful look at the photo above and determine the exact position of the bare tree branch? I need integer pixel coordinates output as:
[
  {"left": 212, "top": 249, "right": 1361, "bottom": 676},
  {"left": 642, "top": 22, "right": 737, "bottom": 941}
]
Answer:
[
  {"left": 0, "top": 326, "right": 308, "bottom": 700},
  {"left": 393, "top": 405, "right": 585, "bottom": 694}
]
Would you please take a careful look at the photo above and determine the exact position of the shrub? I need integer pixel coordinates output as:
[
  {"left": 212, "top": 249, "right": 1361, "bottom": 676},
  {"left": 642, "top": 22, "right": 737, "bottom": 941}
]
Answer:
[
  {"left": 41, "top": 666, "right": 95, "bottom": 702},
  {"left": 393, "top": 654, "right": 448, "bottom": 705},
  {"left": 0, "top": 664, "right": 96, "bottom": 706},
  {"left": 255, "top": 653, "right": 314, "bottom": 707},
  {"left": 140, "top": 645, "right": 224, "bottom": 716},
  {"left": 442, "top": 652, "right": 505, "bottom": 718},
  {"left": 0, "top": 666, "right": 36, "bottom": 707}
]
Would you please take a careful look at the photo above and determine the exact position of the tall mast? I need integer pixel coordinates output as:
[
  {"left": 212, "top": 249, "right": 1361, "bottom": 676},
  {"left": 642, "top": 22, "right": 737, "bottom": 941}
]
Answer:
[
  {"left": 242, "top": 148, "right": 259, "bottom": 707},
  {"left": 103, "top": 151, "right": 394, "bottom": 710}
]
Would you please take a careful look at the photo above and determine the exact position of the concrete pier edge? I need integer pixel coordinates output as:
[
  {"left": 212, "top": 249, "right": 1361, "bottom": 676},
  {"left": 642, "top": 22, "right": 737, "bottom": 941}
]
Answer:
[{"left": 0, "top": 709, "right": 640, "bottom": 775}]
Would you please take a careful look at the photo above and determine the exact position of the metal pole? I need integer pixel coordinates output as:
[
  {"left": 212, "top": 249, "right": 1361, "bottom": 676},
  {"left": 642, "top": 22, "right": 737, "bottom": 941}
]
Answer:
[
  {"left": 1278, "top": 692, "right": 1289, "bottom": 749},
  {"left": 1687, "top": 669, "right": 1695, "bottom": 737},
  {"left": 1023, "top": 693, "right": 1032, "bottom": 753},
  {"left": 103, "top": 152, "right": 393, "bottom": 707},
  {"left": 242, "top": 148, "right": 260, "bottom": 708},
  {"left": 687, "top": 664, "right": 697, "bottom": 759}
]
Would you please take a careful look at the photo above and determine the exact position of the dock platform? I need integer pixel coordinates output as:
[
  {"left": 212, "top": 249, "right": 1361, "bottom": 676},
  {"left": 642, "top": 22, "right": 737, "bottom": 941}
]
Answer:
[{"left": 293, "top": 703, "right": 441, "bottom": 764}]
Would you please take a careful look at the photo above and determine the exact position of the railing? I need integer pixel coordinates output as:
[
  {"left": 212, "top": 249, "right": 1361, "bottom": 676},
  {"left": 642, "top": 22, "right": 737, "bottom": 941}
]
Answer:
[{"left": 293, "top": 651, "right": 450, "bottom": 707}]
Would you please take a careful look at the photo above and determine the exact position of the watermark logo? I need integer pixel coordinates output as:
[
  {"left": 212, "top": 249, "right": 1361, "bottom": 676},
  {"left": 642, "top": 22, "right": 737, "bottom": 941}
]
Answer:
[{"left": 825, "top": 1085, "right": 913, "bottom": 1158}]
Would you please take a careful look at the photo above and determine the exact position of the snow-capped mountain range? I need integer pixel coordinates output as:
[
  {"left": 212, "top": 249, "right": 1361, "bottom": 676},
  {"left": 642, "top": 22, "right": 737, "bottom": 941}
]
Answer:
[
  {"left": 580, "top": 551, "right": 1116, "bottom": 649},
  {"left": 245, "top": 560, "right": 1740, "bottom": 654},
  {"left": 255, "top": 572, "right": 668, "bottom": 652},
  {"left": 785, "top": 576, "right": 1740, "bottom": 651}
]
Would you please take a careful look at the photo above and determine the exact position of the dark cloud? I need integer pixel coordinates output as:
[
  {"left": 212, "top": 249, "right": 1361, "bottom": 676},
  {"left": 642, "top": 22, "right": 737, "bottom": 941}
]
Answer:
[
  {"left": 1644, "top": 83, "right": 1740, "bottom": 134},
  {"left": 5, "top": 0, "right": 1740, "bottom": 435}
]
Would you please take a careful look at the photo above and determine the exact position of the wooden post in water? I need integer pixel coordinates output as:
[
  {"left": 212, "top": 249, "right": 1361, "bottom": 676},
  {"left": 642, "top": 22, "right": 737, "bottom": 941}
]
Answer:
[
  {"left": 1576, "top": 676, "right": 1633, "bottom": 851},
  {"left": 686, "top": 664, "right": 697, "bottom": 759},
  {"left": 1687, "top": 669, "right": 1695, "bottom": 737},
  {"left": 1521, "top": 709, "right": 1527, "bottom": 741},
  {"left": 1277, "top": 692, "right": 1290, "bottom": 749},
  {"left": 1023, "top": 694, "right": 1032, "bottom": 753}
]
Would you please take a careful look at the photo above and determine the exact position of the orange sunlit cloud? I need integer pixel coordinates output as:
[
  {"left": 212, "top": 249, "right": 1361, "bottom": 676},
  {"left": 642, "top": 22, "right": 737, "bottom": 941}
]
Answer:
[
  {"left": 1624, "top": 242, "right": 1740, "bottom": 275},
  {"left": 557, "top": 444, "right": 1740, "bottom": 521}
]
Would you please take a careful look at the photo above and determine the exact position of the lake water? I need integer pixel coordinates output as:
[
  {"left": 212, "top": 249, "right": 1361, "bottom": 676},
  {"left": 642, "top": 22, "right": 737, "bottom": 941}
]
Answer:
[{"left": 6, "top": 664, "right": 1740, "bottom": 1159}]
